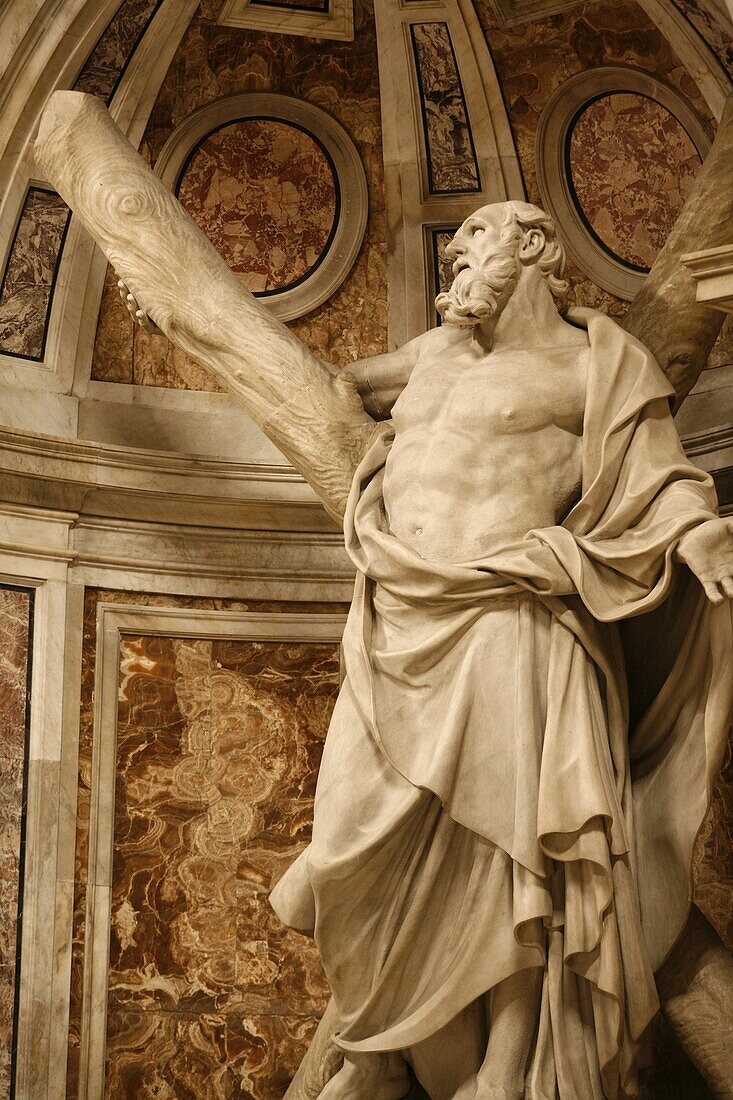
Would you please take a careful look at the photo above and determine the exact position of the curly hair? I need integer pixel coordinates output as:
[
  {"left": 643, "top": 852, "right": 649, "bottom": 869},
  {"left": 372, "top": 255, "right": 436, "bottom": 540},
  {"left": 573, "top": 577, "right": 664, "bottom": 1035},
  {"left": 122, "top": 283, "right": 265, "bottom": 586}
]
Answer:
[{"left": 498, "top": 201, "right": 569, "bottom": 299}]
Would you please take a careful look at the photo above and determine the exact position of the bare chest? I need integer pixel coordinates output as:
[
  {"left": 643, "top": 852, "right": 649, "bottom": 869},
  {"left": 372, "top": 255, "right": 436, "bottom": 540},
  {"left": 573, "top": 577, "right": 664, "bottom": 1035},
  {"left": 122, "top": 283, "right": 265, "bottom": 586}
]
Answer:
[{"left": 391, "top": 346, "right": 587, "bottom": 438}]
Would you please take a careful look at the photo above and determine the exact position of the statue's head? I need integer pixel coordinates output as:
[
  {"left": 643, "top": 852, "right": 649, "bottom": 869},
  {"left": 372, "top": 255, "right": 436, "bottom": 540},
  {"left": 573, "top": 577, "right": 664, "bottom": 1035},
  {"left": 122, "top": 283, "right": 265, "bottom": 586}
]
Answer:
[{"left": 436, "top": 201, "right": 568, "bottom": 327}]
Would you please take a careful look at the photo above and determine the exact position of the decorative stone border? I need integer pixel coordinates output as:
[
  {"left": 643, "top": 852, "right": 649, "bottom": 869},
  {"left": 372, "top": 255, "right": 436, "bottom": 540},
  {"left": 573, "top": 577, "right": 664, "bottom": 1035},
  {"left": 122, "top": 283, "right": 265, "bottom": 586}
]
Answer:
[
  {"left": 536, "top": 66, "right": 712, "bottom": 300},
  {"left": 77, "top": 604, "right": 347, "bottom": 1099},
  {"left": 155, "top": 93, "right": 368, "bottom": 323},
  {"left": 217, "top": 0, "right": 354, "bottom": 41}
]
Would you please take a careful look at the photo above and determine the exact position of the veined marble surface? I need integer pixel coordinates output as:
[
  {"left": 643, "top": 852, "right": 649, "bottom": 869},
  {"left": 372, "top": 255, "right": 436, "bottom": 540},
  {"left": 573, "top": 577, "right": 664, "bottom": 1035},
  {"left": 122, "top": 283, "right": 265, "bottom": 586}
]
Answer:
[
  {"left": 568, "top": 91, "right": 702, "bottom": 270},
  {"left": 0, "top": 586, "right": 32, "bottom": 1100},
  {"left": 66, "top": 589, "right": 345, "bottom": 1099},
  {"left": 177, "top": 118, "right": 337, "bottom": 295},
  {"left": 91, "top": 0, "right": 387, "bottom": 389}
]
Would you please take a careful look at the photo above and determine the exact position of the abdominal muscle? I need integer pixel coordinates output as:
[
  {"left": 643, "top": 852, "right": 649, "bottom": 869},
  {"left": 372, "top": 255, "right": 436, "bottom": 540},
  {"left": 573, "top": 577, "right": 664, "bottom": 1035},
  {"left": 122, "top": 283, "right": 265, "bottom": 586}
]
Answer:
[{"left": 382, "top": 425, "right": 582, "bottom": 564}]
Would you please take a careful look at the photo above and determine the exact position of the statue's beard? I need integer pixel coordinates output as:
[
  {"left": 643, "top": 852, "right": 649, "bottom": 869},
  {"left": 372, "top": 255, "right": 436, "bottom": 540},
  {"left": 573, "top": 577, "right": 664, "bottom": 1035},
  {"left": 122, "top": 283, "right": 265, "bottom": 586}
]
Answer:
[{"left": 435, "top": 249, "right": 520, "bottom": 327}]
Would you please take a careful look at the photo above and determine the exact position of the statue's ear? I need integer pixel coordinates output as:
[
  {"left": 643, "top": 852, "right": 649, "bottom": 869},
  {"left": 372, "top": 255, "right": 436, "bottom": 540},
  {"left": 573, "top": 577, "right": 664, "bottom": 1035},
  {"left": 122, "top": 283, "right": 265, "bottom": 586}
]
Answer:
[{"left": 518, "top": 227, "right": 545, "bottom": 265}]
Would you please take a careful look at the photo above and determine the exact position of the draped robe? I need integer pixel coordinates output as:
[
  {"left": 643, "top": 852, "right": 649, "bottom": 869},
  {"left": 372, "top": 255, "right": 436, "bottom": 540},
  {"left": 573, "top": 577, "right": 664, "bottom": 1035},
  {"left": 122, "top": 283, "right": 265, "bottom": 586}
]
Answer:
[{"left": 271, "top": 309, "right": 733, "bottom": 1098}]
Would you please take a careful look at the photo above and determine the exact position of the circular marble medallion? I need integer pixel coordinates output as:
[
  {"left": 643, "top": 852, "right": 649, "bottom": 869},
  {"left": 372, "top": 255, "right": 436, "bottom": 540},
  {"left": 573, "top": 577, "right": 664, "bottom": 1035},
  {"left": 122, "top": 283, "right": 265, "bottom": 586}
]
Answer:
[
  {"left": 176, "top": 117, "right": 339, "bottom": 296},
  {"left": 567, "top": 92, "right": 702, "bottom": 272}
]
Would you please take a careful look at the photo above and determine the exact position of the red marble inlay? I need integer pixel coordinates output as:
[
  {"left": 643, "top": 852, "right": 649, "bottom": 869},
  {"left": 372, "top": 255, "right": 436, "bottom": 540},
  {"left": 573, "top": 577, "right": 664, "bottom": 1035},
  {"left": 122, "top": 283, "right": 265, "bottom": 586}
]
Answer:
[
  {"left": 568, "top": 92, "right": 702, "bottom": 270},
  {"left": 473, "top": 0, "right": 714, "bottom": 319},
  {"left": 0, "top": 586, "right": 32, "bottom": 1100},
  {"left": 177, "top": 119, "right": 337, "bottom": 295},
  {"left": 90, "top": 0, "right": 387, "bottom": 387}
]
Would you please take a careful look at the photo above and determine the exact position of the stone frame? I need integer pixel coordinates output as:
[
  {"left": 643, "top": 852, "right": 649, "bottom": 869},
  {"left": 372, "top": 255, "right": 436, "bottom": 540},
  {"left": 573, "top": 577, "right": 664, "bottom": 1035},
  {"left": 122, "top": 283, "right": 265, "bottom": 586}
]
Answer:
[
  {"left": 76, "top": 603, "right": 347, "bottom": 1099},
  {"left": 217, "top": 0, "right": 354, "bottom": 40},
  {"left": 154, "top": 93, "right": 368, "bottom": 323},
  {"left": 536, "top": 66, "right": 712, "bottom": 300}
]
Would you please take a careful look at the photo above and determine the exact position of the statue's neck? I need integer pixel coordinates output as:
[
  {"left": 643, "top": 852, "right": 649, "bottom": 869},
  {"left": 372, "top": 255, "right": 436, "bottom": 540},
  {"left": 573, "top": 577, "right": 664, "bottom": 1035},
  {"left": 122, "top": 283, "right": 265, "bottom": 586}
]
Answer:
[{"left": 472, "top": 272, "right": 579, "bottom": 354}]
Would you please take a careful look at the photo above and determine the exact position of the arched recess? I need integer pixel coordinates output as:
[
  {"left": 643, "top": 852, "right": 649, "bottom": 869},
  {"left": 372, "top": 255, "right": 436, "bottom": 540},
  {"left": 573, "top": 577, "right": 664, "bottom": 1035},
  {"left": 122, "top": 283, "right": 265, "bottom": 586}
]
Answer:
[
  {"left": 0, "top": 0, "right": 199, "bottom": 406},
  {"left": 373, "top": 0, "right": 525, "bottom": 348},
  {"left": 154, "top": 93, "right": 369, "bottom": 324}
]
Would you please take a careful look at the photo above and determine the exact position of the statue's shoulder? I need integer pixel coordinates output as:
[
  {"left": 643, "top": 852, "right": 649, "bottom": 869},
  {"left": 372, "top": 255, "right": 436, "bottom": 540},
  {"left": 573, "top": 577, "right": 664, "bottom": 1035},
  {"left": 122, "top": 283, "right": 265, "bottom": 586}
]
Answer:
[{"left": 410, "top": 322, "right": 472, "bottom": 359}]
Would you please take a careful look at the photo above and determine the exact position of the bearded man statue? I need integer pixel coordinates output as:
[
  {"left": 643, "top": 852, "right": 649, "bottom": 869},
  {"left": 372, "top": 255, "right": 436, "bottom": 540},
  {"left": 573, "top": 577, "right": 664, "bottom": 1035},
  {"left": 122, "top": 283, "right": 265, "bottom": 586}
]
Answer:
[{"left": 264, "top": 202, "right": 733, "bottom": 1099}]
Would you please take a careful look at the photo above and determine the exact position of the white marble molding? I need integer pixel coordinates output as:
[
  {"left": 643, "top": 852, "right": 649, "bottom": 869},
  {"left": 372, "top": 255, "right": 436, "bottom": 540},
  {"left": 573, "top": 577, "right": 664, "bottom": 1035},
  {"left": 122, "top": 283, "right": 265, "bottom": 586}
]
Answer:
[
  {"left": 155, "top": 93, "right": 368, "bottom": 324},
  {"left": 374, "top": 0, "right": 525, "bottom": 346},
  {"left": 536, "top": 65, "right": 712, "bottom": 300},
  {"left": 682, "top": 243, "right": 733, "bottom": 312}
]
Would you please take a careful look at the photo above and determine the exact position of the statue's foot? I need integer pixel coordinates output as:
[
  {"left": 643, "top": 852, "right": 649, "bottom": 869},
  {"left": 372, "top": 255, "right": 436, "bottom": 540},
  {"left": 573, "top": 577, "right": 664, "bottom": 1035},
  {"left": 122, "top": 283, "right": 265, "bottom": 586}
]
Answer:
[{"left": 317, "top": 1051, "right": 409, "bottom": 1099}]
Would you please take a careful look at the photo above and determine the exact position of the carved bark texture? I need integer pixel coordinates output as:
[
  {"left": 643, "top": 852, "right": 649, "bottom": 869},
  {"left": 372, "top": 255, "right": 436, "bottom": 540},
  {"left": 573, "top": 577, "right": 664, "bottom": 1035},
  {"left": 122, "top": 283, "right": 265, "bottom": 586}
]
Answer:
[
  {"left": 33, "top": 91, "right": 376, "bottom": 521},
  {"left": 623, "top": 95, "right": 733, "bottom": 406}
]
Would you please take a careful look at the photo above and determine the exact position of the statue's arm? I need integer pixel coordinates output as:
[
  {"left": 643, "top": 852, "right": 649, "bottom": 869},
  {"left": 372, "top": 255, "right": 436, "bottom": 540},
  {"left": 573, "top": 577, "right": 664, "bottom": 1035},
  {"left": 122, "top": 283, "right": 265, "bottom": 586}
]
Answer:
[
  {"left": 345, "top": 324, "right": 470, "bottom": 419},
  {"left": 34, "top": 92, "right": 376, "bottom": 522}
]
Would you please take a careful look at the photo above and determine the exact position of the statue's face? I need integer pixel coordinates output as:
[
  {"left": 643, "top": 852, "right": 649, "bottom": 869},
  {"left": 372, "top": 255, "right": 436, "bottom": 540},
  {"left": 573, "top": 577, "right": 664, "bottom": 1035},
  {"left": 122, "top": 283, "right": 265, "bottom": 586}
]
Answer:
[
  {"left": 436, "top": 206, "right": 520, "bottom": 327},
  {"left": 444, "top": 207, "right": 507, "bottom": 277}
]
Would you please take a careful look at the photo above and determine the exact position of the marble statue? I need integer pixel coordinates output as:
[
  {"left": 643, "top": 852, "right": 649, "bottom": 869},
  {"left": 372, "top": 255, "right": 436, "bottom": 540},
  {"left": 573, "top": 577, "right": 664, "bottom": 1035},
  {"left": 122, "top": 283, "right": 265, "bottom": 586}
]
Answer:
[{"left": 33, "top": 92, "right": 733, "bottom": 1099}]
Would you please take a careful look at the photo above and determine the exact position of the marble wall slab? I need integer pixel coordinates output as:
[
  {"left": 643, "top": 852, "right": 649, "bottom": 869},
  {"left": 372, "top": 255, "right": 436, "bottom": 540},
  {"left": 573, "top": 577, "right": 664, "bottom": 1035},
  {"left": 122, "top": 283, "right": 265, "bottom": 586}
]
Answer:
[
  {"left": 0, "top": 0, "right": 164, "bottom": 364},
  {"left": 66, "top": 589, "right": 347, "bottom": 1099},
  {"left": 410, "top": 23, "right": 481, "bottom": 195},
  {"left": 568, "top": 91, "right": 702, "bottom": 271},
  {"left": 673, "top": 0, "right": 733, "bottom": 79},
  {"left": 0, "top": 585, "right": 33, "bottom": 1100},
  {"left": 0, "top": 189, "right": 70, "bottom": 360},
  {"left": 103, "top": 632, "right": 336, "bottom": 1096},
  {"left": 91, "top": 0, "right": 387, "bottom": 388},
  {"left": 475, "top": 0, "right": 733, "bottom": 367},
  {"left": 74, "top": 0, "right": 162, "bottom": 103},
  {"left": 176, "top": 118, "right": 338, "bottom": 295}
]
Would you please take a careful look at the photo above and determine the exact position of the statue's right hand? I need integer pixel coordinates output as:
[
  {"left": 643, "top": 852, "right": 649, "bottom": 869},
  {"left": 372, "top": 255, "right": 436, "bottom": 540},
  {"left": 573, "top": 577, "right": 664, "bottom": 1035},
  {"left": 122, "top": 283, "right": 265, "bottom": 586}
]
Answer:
[{"left": 116, "top": 278, "right": 163, "bottom": 335}]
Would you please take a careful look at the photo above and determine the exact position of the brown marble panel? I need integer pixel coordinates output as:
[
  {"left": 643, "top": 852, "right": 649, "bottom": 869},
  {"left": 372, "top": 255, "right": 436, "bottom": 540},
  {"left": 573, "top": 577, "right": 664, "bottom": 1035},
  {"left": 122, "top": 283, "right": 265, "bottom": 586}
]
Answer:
[
  {"left": 673, "top": 0, "right": 733, "bottom": 79},
  {"left": 0, "top": 189, "right": 70, "bottom": 361},
  {"left": 91, "top": 0, "right": 387, "bottom": 387},
  {"left": 105, "top": 633, "right": 336, "bottom": 1090},
  {"left": 476, "top": 0, "right": 733, "bottom": 365},
  {"left": 67, "top": 588, "right": 346, "bottom": 1096},
  {"left": 177, "top": 119, "right": 337, "bottom": 295},
  {"left": 0, "top": 586, "right": 32, "bottom": 1100},
  {"left": 105, "top": 1009, "right": 320, "bottom": 1098},
  {"left": 568, "top": 92, "right": 702, "bottom": 270},
  {"left": 410, "top": 23, "right": 481, "bottom": 194},
  {"left": 74, "top": 0, "right": 161, "bottom": 102}
]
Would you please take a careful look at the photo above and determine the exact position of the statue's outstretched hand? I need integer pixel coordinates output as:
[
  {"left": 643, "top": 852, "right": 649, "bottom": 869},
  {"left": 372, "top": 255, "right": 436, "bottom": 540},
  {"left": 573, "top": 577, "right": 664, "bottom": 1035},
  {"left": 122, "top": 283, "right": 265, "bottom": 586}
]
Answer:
[
  {"left": 676, "top": 517, "right": 733, "bottom": 605},
  {"left": 116, "top": 278, "right": 162, "bottom": 336}
]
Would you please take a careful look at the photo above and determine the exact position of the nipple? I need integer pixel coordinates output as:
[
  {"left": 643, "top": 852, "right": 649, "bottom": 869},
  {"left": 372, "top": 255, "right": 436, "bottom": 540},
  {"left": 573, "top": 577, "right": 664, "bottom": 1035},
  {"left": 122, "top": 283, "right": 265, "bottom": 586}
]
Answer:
[{"left": 502, "top": 408, "right": 516, "bottom": 421}]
